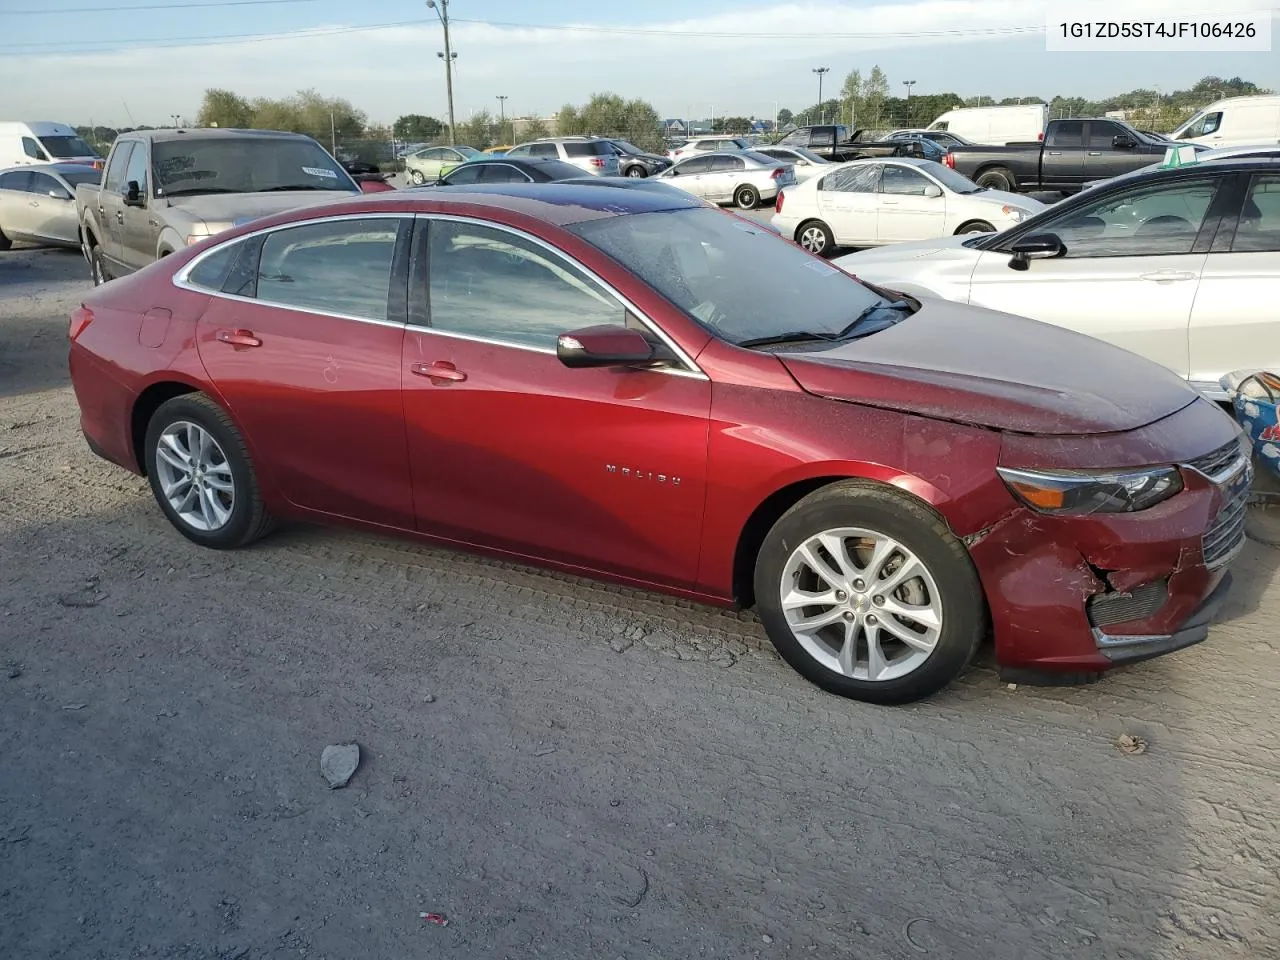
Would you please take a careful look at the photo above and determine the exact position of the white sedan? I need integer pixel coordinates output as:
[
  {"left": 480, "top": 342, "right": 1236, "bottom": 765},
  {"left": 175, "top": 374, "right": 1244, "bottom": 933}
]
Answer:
[
  {"left": 771, "top": 157, "right": 1044, "bottom": 256},
  {"left": 752, "top": 145, "right": 830, "bottom": 182}
]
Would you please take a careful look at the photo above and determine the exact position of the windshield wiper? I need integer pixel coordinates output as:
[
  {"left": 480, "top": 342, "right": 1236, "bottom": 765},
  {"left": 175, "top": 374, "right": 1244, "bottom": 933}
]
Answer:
[
  {"left": 258, "top": 184, "right": 337, "bottom": 191},
  {"left": 738, "top": 331, "right": 839, "bottom": 349},
  {"left": 162, "top": 187, "right": 239, "bottom": 196},
  {"left": 831, "top": 299, "right": 914, "bottom": 339}
]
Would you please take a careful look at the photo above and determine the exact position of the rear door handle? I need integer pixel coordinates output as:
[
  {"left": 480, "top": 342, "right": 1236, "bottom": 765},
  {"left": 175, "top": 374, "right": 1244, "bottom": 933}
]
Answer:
[
  {"left": 215, "top": 328, "right": 262, "bottom": 347},
  {"left": 411, "top": 361, "right": 467, "bottom": 384},
  {"left": 881, "top": 199, "right": 900, "bottom": 205},
  {"left": 1139, "top": 270, "right": 1196, "bottom": 282}
]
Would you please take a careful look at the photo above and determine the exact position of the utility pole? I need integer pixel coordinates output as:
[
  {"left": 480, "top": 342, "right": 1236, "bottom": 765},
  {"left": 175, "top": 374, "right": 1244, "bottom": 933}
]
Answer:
[
  {"left": 427, "top": 0, "right": 457, "bottom": 145},
  {"left": 330, "top": 110, "right": 337, "bottom": 157},
  {"left": 813, "top": 67, "right": 830, "bottom": 124},
  {"left": 496, "top": 94, "right": 508, "bottom": 128},
  {"left": 902, "top": 81, "right": 916, "bottom": 124}
]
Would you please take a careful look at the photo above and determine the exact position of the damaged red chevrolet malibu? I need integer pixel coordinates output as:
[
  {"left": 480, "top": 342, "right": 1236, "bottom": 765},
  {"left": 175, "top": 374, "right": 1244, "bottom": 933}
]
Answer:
[{"left": 67, "top": 184, "right": 1250, "bottom": 704}]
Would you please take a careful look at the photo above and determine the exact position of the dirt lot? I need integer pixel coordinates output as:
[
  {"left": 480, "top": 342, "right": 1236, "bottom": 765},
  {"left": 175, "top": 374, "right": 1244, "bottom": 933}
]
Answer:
[{"left": 2, "top": 246, "right": 1278, "bottom": 960}]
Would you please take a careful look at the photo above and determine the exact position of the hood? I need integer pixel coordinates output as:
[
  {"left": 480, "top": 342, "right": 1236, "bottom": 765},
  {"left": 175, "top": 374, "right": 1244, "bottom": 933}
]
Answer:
[
  {"left": 969, "top": 188, "right": 1040, "bottom": 209},
  {"left": 834, "top": 234, "right": 977, "bottom": 267},
  {"left": 776, "top": 299, "right": 1197, "bottom": 435},
  {"left": 167, "top": 190, "right": 358, "bottom": 233}
]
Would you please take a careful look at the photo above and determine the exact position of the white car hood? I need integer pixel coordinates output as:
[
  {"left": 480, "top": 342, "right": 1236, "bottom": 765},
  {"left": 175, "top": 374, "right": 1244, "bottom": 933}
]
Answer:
[
  {"left": 969, "top": 188, "right": 1034, "bottom": 208},
  {"left": 834, "top": 234, "right": 979, "bottom": 268}
]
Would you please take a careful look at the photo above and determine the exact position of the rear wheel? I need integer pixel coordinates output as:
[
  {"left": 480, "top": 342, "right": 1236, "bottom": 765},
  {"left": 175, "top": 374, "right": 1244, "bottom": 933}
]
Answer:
[
  {"left": 144, "top": 393, "right": 275, "bottom": 550},
  {"left": 753, "top": 481, "right": 985, "bottom": 705},
  {"left": 0, "top": 225, "right": 11, "bottom": 251},
  {"left": 975, "top": 167, "right": 1015, "bottom": 191},
  {"left": 796, "top": 220, "right": 834, "bottom": 256},
  {"left": 89, "top": 243, "right": 107, "bottom": 285},
  {"left": 735, "top": 185, "right": 760, "bottom": 210},
  {"left": 956, "top": 220, "right": 995, "bottom": 235}
]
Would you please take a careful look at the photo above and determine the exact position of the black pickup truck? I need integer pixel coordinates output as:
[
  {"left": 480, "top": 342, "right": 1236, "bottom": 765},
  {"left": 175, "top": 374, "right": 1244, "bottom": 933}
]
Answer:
[
  {"left": 775, "top": 125, "right": 940, "bottom": 162},
  {"left": 942, "top": 118, "right": 1192, "bottom": 194}
]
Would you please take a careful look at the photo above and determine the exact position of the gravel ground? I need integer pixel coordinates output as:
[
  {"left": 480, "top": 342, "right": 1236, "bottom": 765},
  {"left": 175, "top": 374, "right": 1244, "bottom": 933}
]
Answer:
[{"left": 2, "top": 245, "right": 1278, "bottom": 960}]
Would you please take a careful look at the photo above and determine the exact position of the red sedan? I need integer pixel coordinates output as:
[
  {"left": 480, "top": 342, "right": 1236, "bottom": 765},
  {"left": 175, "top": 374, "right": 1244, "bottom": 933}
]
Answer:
[{"left": 68, "top": 184, "right": 1249, "bottom": 704}]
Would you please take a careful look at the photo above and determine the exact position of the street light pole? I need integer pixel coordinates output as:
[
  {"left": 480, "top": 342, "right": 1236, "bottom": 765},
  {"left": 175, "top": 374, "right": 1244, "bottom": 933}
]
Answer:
[
  {"left": 902, "top": 80, "right": 916, "bottom": 123},
  {"left": 427, "top": 0, "right": 457, "bottom": 145},
  {"left": 813, "top": 67, "right": 830, "bottom": 123},
  {"left": 496, "top": 95, "right": 508, "bottom": 124}
]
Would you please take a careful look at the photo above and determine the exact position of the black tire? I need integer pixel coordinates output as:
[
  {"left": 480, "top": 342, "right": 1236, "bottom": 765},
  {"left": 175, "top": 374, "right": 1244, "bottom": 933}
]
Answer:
[
  {"left": 734, "top": 185, "right": 760, "bottom": 210},
  {"left": 0, "top": 225, "right": 11, "bottom": 251},
  {"left": 956, "top": 220, "right": 995, "bottom": 235},
  {"left": 795, "top": 220, "right": 834, "bottom": 256},
  {"left": 625, "top": 165, "right": 646, "bottom": 178},
  {"left": 410, "top": 169, "right": 426, "bottom": 185},
  {"left": 975, "top": 167, "right": 1015, "bottom": 191},
  {"left": 144, "top": 393, "right": 275, "bottom": 550},
  {"left": 89, "top": 242, "right": 107, "bottom": 285},
  {"left": 753, "top": 481, "right": 985, "bottom": 705}
]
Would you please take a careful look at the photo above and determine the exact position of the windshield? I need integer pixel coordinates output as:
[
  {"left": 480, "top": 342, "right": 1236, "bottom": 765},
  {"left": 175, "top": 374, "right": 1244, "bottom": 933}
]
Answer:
[
  {"left": 610, "top": 140, "right": 644, "bottom": 155},
  {"left": 924, "top": 162, "right": 984, "bottom": 194},
  {"left": 456, "top": 146, "right": 482, "bottom": 158},
  {"left": 568, "top": 207, "right": 894, "bottom": 345},
  {"left": 40, "top": 135, "right": 99, "bottom": 159},
  {"left": 791, "top": 147, "right": 827, "bottom": 164},
  {"left": 151, "top": 137, "right": 356, "bottom": 196}
]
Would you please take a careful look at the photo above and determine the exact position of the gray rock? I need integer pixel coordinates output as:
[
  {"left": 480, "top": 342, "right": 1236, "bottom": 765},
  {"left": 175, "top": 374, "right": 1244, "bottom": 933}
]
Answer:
[{"left": 320, "top": 742, "right": 360, "bottom": 789}]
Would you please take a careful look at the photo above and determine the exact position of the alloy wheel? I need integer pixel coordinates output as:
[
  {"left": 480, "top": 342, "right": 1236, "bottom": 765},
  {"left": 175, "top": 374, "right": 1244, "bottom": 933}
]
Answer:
[
  {"left": 627, "top": 167, "right": 645, "bottom": 177},
  {"left": 779, "top": 527, "right": 942, "bottom": 682},
  {"left": 154, "top": 420, "right": 236, "bottom": 532},
  {"left": 799, "top": 225, "right": 828, "bottom": 253}
]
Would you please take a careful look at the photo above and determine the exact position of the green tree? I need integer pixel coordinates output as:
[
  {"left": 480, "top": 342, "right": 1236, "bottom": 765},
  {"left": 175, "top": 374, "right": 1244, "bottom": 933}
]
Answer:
[
  {"left": 197, "top": 88, "right": 253, "bottom": 129},
  {"left": 457, "top": 109, "right": 495, "bottom": 149},
  {"left": 393, "top": 114, "right": 444, "bottom": 141},
  {"left": 518, "top": 117, "right": 550, "bottom": 141},
  {"left": 552, "top": 93, "right": 663, "bottom": 150},
  {"left": 840, "top": 69, "right": 863, "bottom": 127},
  {"left": 863, "top": 66, "right": 889, "bottom": 127},
  {"left": 776, "top": 107, "right": 794, "bottom": 127}
]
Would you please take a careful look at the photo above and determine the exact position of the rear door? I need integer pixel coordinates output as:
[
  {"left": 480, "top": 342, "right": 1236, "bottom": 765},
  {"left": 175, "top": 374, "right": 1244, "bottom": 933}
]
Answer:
[
  {"left": 965, "top": 175, "right": 1228, "bottom": 378},
  {"left": 815, "top": 163, "right": 881, "bottom": 245},
  {"left": 1188, "top": 171, "right": 1280, "bottom": 390},
  {"left": 193, "top": 215, "right": 415, "bottom": 527},
  {"left": 1040, "top": 121, "right": 1086, "bottom": 189},
  {"left": 705, "top": 155, "right": 744, "bottom": 202},
  {"left": 875, "top": 164, "right": 947, "bottom": 243}
]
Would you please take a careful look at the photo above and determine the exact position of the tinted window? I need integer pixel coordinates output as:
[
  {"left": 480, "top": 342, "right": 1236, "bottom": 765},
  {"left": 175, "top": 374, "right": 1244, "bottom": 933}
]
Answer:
[
  {"left": 441, "top": 164, "right": 482, "bottom": 185},
  {"left": 527, "top": 159, "right": 588, "bottom": 181},
  {"left": 1088, "top": 122, "right": 1125, "bottom": 148},
  {"left": 151, "top": 137, "right": 354, "bottom": 196},
  {"left": 478, "top": 164, "right": 531, "bottom": 183},
  {"left": 0, "top": 171, "right": 32, "bottom": 192},
  {"left": 29, "top": 173, "right": 70, "bottom": 199},
  {"left": 1184, "top": 112, "right": 1222, "bottom": 137},
  {"left": 504, "top": 145, "right": 530, "bottom": 157},
  {"left": 820, "top": 164, "right": 880, "bottom": 193},
  {"left": 1234, "top": 174, "right": 1280, "bottom": 253},
  {"left": 427, "top": 220, "right": 624, "bottom": 349},
  {"left": 186, "top": 240, "right": 243, "bottom": 291},
  {"left": 256, "top": 218, "right": 401, "bottom": 320},
  {"left": 124, "top": 143, "right": 149, "bottom": 194},
  {"left": 1049, "top": 121, "right": 1084, "bottom": 147},
  {"left": 58, "top": 168, "right": 102, "bottom": 189},
  {"left": 527, "top": 143, "right": 558, "bottom": 158},
  {"left": 21, "top": 137, "right": 45, "bottom": 160},
  {"left": 1043, "top": 178, "right": 1219, "bottom": 257},
  {"left": 38, "top": 135, "right": 98, "bottom": 159},
  {"left": 569, "top": 207, "right": 885, "bottom": 344},
  {"left": 708, "top": 156, "right": 745, "bottom": 172},
  {"left": 779, "top": 130, "right": 808, "bottom": 146},
  {"left": 671, "top": 156, "right": 713, "bottom": 176},
  {"left": 564, "top": 142, "right": 610, "bottom": 157},
  {"left": 104, "top": 142, "right": 136, "bottom": 192},
  {"left": 880, "top": 166, "right": 933, "bottom": 195}
]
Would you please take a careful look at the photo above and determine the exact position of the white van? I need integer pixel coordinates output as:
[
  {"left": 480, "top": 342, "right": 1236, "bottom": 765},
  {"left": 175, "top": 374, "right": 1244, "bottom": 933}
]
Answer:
[
  {"left": 926, "top": 104, "right": 1048, "bottom": 145},
  {"left": 0, "top": 122, "right": 102, "bottom": 169},
  {"left": 1169, "top": 95, "right": 1280, "bottom": 148}
]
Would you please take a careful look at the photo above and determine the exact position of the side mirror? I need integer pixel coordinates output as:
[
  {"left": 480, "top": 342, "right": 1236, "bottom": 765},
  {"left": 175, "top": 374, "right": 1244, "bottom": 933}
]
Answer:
[
  {"left": 123, "top": 180, "right": 144, "bottom": 206},
  {"left": 1008, "top": 233, "right": 1063, "bottom": 270},
  {"left": 1112, "top": 135, "right": 1136, "bottom": 149},
  {"left": 557, "top": 325, "right": 660, "bottom": 369},
  {"left": 50, "top": 189, "right": 70, "bottom": 201},
  {"left": 923, "top": 184, "right": 943, "bottom": 198}
]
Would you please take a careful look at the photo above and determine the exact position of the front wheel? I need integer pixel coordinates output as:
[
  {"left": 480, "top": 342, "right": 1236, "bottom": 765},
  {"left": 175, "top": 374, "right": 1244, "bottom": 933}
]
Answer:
[
  {"left": 626, "top": 166, "right": 645, "bottom": 178},
  {"left": 0, "top": 225, "right": 11, "bottom": 252},
  {"left": 144, "top": 393, "right": 275, "bottom": 550},
  {"left": 796, "top": 220, "right": 834, "bottom": 256},
  {"left": 409, "top": 169, "right": 426, "bottom": 185},
  {"left": 734, "top": 185, "right": 760, "bottom": 210},
  {"left": 957, "top": 220, "right": 995, "bottom": 235},
  {"left": 754, "top": 481, "right": 985, "bottom": 705},
  {"left": 89, "top": 243, "right": 107, "bottom": 285}
]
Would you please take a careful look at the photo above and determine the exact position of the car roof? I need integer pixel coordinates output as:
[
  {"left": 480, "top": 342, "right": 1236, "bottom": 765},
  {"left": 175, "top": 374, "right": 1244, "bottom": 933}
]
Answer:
[
  {"left": 0, "top": 162, "right": 97, "bottom": 176},
  {"left": 114, "top": 128, "right": 316, "bottom": 144},
  {"left": 347, "top": 182, "right": 704, "bottom": 225}
]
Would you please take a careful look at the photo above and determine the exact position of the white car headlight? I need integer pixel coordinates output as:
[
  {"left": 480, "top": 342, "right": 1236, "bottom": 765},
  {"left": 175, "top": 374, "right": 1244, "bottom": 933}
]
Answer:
[{"left": 1000, "top": 205, "right": 1028, "bottom": 222}]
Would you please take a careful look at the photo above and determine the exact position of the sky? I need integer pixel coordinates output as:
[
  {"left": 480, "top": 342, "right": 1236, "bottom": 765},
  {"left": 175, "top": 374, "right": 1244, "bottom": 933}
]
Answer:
[{"left": 2, "top": 0, "right": 1277, "bottom": 127}]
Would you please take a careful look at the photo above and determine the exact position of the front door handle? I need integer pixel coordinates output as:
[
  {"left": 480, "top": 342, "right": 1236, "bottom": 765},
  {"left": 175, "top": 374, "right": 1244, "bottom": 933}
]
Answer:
[
  {"left": 411, "top": 361, "right": 467, "bottom": 384},
  {"left": 115, "top": 211, "right": 124, "bottom": 224},
  {"left": 215, "top": 328, "right": 262, "bottom": 347},
  {"left": 29, "top": 201, "right": 39, "bottom": 207},
  {"left": 1139, "top": 270, "right": 1196, "bottom": 282},
  {"left": 881, "top": 199, "right": 900, "bottom": 205}
]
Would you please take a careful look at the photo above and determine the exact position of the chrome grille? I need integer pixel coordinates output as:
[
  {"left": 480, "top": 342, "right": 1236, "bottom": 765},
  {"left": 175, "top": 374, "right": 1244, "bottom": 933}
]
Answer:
[
  {"left": 1087, "top": 580, "right": 1169, "bottom": 628},
  {"left": 1203, "top": 480, "right": 1249, "bottom": 568},
  {"left": 1186, "top": 438, "right": 1248, "bottom": 483}
]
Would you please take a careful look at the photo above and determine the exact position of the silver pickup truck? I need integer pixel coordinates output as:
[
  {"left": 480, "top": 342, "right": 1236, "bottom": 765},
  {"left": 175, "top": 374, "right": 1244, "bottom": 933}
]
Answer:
[{"left": 76, "top": 128, "right": 363, "bottom": 284}]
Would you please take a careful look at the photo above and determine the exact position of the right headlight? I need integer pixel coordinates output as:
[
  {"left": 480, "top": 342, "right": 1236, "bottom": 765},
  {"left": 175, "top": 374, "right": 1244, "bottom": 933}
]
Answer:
[{"left": 996, "top": 465, "right": 1183, "bottom": 514}]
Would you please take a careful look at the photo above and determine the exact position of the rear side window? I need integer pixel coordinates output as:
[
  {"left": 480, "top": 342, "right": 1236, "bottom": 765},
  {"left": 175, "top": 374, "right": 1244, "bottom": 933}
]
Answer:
[
  {"left": 255, "top": 218, "right": 402, "bottom": 321},
  {"left": 563, "top": 142, "right": 610, "bottom": 157},
  {"left": 186, "top": 240, "right": 244, "bottom": 291},
  {"left": 0, "top": 171, "right": 32, "bottom": 192},
  {"left": 1048, "top": 121, "right": 1084, "bottom": 147},
  {"left": 528, "top": 143, "right": 558, "bottom": 158},
  {"left": 1233, "top": 174, "right": 1280, "bottom": 253}
]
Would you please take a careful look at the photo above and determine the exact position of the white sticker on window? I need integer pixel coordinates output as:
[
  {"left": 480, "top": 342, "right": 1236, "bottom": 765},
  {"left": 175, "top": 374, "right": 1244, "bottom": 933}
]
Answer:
[
  {"left": 803, "top": 259, "right": 838, "bottom": 276},
  {"left": 303, "top": 166, "right": 338, "bottom": 179}
]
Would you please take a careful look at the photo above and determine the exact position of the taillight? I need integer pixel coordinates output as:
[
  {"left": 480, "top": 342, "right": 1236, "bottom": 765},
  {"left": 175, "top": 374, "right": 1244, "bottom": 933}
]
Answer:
[
  {"left": 590, "top": 156, "right": 605, "bottom": 168},
  {"left": 775, "top": 190, "right": 785, "bottom": 213},
  {"left": 770, "top": 167, "right": 784, "bottom": 180},
  {"left": 69, "top": 305, "right": 94, "bottom": 342},
  {"left": 1037, "top": 132, "right": 1045, "bottom": 141},
  {"left": 944, "top": 152, "right": 955, "bottom": 168}
]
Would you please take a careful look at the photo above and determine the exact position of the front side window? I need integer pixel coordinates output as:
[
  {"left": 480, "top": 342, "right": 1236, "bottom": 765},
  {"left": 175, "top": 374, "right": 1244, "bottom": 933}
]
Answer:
[
  {"left": 21, "top": 137, "right": 45, "bottom": 160},
  {"left": 124, "top": 145, "right": 149, "bottom": 195},
  {"left": 1233, "top": 174, "right": 1280, "bottom": 253},
  {"left": 478, "top": 164, "right": 531, "bottom": 183},
  {"left": 670, "top": 156, "right": 712, "bottom": 177},
  {"left": 256, "top": 218, "right": 401, "bottom": 320},
  {"left": 1037, "top": 178, "right": 1220, "bottom": 257},
  {"left": 441, "top": 164, "right": 483, "bottom": 185},
  {"left": 29, "top": 173, "right": 70, "bottom": 199},
  {"left": 527, "top": 143, "right": 558, "bottom": 158},
  {"left": 151, "top": 137, "right": 355, "bottom": 197},
  {"left": 709, "top": 156, "right": 745, "bottom": 173},
  {"left": 104, "top": 142, "right": 136, "bottom": 192},
  {"left": 779, "top": 130, "right": 808, "bottom": 146},
  {"left": 880, "top": 166, "right": 932, "bottom": 196},
  {"left": 1181, "top": 112, "right": 1222, "bottom": 138},
  {"left": 427, "top": 220, "right": 624, "bottom": 349},
  {"left": 569, "top": 207, "right": 886, "bottom": 345},
  {"left": 1088, "top": 122, "right": 1124, "bottom": 148},
  {"left": 820, "top": 163, "right": 881, "bottom": 193}
]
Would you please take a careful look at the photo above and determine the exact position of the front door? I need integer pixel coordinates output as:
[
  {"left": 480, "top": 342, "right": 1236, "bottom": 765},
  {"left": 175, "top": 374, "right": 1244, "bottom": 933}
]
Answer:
[
  {"left": 402, "top": 217, "right": 711, "bottom": 588},
  {"left": 663, "top": 156, "right": 714, "bottom": 199},
  {"left": 195, "top": 215, "right": 415, "bottom": 528},
  {"left": 118, "top": 142, "right": 156, "bottom": 270},
  {"left": 98, "top": 140, "right": 136, "bottom": 270},
  {"left": 874, "top": 164, "right": 947, "bottom": 243},
  {"left": 966, "top": 176, "right": 1226, "bottom": 379},
  {"left": 816, "top": 163, "right": 881, "bottom": 246},
  {"left": 24, "top": 171, "right": 78, "bottom": 245}
]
